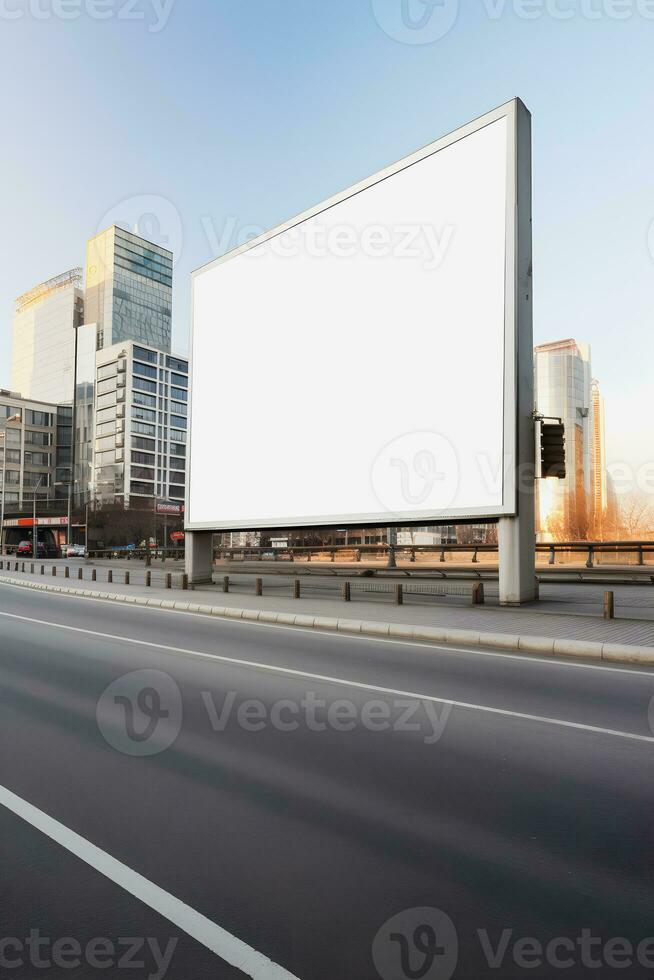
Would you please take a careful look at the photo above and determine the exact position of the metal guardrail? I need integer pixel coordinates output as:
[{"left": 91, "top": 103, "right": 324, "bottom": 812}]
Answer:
[{"left": 215, "top": 542, "right": 654, "bottom": 568}]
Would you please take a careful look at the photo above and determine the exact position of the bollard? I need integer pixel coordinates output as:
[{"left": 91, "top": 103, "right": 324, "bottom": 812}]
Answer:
[
  {"left": 30, "top": 563, "right": 34, "bottom": 574},
  {"left": 40, "top": 565, "right": 45, "bottom": 576},
  {"left": 472, "top": 549, "right": 479, "bottom": 565},
  {"left": 78, "top": 568, "right": 83, "bottom": 580},
  {"left": 108, "top": 570, "right": 113, "bottom": 584},
  {"left": 342, "top": 582, "right": 351, "bottom": 602},
  {"left": 440, "top": 549, "right": 446, "bottom": 563},
  {"left": 52, "top": 566, "right": 57, "bottom": 577},
  {"left": 21, "top": 562, "right": 25, "bottom": 573},
  {"left": 293, "top": 578, "right": 301, "bottom": 600},
  {"left": 91, "top": 569, "right": 97, "bottom": 582},
  {"left": 472, "top": 582, "right": 485, "bottom": 606},
  {"left": 145, "top": 571, "right": 151, "bottom": 588},
  {"left": 14, "top": 561, "right": 18, "bottom": 572},
  {"left": 604, "top": 590, "right": 615, "bottom": 620},
  {"left": 395, "top": 583, "right": 403, "bottom": 606},
  {"left": 255, "top": 577, "right": 263, "bottom": 597},
  {"left": 181, "top": 573, "right": 189, "bottom": 591},
  {"left": 165, "top": 573, "right": 172, "bottom": 590},
  {"left": 124, "top": 571, "right": 130, "bottom": 585},
  {"left": 223, "top": 575, "right": 230, "bottom": 594},
  {"left": 65, "top": 566, "right": 70, "bottom": 579}
]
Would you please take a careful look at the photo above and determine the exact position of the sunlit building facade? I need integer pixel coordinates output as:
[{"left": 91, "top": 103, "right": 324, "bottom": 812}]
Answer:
[{"left": 11, "top": 269, "right": 84, "bottom": 405}]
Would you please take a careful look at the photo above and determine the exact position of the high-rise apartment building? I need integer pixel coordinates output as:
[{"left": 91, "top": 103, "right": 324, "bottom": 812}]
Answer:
[
  {"left": 11, "top": 269, "right": 84, "bottom": 404},
  {"left": 93, "top": 341, "right": 187, "bottom": 508},
  {"left": 535, "top": 339, "right": 594, "bottom": 539},
  {"left": 85, "top": 226, "right": 172, "bottom": 352}
]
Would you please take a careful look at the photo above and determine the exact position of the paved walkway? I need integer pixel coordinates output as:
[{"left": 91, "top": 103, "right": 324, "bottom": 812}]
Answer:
[{"left": 2, "top": 562, "right": 654, "bottom": 647}]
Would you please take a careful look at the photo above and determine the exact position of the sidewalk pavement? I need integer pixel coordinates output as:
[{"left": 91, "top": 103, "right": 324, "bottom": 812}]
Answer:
[{"left": 1, "top": 563, "right": 654, "bottom": 659}]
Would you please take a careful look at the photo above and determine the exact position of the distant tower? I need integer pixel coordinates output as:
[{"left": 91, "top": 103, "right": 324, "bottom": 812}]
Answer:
[{"left": 534, "top": 339, "right": 593, "bottom": 540}]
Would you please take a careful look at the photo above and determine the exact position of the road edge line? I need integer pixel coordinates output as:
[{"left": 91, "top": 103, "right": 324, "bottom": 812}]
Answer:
[{"left": 1, "top": 574, "right": 653, "bottom": 666}]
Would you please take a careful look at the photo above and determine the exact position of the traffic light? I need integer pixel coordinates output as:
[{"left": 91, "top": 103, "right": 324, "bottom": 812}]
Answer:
[{"left": 540, "top": 422, "right": 566, "bottom": 479}]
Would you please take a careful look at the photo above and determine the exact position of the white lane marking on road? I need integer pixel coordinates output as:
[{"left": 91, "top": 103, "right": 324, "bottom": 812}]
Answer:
[
  {"left": 1, "top": 577, "right": 653, "bottom": 679},
  {"left": 1, "top": 609, "right": 653, "bottom": 745},
  {"left": 0, "top": 783, "right": 300, "bottom": 980}
]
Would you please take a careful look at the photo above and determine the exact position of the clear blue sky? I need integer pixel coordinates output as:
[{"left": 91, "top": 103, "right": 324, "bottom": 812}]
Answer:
[{"left": 1, "top": 0, "right": 652, "bottom": 468}]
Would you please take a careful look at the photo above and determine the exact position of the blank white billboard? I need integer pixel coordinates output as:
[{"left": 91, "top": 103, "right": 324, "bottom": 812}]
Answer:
[{"left": 188, "top": 101, "right": 525, "bottom": 531}]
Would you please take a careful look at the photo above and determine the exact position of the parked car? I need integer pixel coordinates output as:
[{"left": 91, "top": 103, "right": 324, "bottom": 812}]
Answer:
[
  {"left": 17, "top": 540, "right": 46, "bottom": 558},
  {"left": 66, "top": 544, "right": 87, "bottom": 558}
]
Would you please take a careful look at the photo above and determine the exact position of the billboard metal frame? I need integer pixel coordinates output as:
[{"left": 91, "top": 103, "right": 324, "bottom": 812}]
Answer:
[{"left": 186, "top": 98, "right": 531, "bottom": 533}]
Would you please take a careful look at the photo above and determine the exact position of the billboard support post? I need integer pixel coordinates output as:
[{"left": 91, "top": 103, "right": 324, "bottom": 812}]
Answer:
[
  {"left": 186, "top": 530, "right": 213, "bottom": 585},
  {"left": 499, "top": 100, "right": 537, "bottom": 606}
]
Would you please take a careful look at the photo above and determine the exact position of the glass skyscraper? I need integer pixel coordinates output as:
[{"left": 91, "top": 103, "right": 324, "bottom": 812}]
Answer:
[{"left": 85, "top": 226, "right": 172, "bottom": 352}]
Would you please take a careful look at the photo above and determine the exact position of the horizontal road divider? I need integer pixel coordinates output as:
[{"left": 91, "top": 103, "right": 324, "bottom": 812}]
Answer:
[{"left": 0, "top": 573, "right": 652, "bottom": 667}]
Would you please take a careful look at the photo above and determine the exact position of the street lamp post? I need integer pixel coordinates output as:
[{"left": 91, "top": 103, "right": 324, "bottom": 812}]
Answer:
[
  {"left": 32, "top": 475, "right": 44, "bottom": 557},
  {"left": 0, "top": 414, "right": 22, "bottom": 556}
]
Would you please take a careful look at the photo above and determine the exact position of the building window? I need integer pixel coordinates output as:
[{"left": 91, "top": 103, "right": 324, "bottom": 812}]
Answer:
[
  {"left": 167, "top": 357, "right": 188, "bottom": 374},
  {"left": 25, "top": 410, "right": 53, "bottom": 426},
  {"left": 169, "top": 457, "right": 185, "bottom": 471},
  {"left": 132, "top": 406, "right": 156, "bottom": 423},
  {"left": 131, "top": 436, "right": 156, "bottom": 452},
  {"left": 131, "top": 451, "right": 155, "bottom": 466},
  {"left": 168, "top": 486, "right": 184, "bottom": 499},
  {"left": 170, "top": 417, "right": 187, "bottom": 430},
  {"left": 133, "top": 361, "right": 158, "bottom": 380},
  {"left": 133, "top": 346, "right": 158, "bottom": 364},
  {"left": 133, "top": 391, "right": 156, "bottom": 409},
  {"left": 132, "top": 421, "right": 156, "bottom": 437},
  {"left": 169, "top": 472, "right": 185, "bottom": 485},
  {"left": 133, "top": 377, "right": 157, "bottom": 394},
  {"left": 130, "top": 481, "right": 155, "bottom": 496},
  {"left": 131, "top": 467, "right": 155, "bottom": 481},
  {"left": 170, "top": 372, "right": 188, "bottom": 387}
]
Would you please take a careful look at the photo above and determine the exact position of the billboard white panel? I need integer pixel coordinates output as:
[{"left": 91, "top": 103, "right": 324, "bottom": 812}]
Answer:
[{"left": 188, "top": 102, "right": 524, "bottom": 531}]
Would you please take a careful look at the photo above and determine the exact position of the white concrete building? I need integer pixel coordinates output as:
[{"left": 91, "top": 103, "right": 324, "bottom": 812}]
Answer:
[{"left": 11, "top": 269, "right": 84, "bottom": 405}]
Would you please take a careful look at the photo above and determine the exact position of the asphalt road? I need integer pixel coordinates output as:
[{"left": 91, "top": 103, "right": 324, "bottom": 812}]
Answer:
[{"left": 1, "top": 581, "right": 654, "bottom": 979}]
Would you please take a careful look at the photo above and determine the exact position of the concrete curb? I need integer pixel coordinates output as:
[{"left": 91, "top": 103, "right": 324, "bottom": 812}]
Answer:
[{"left": 1, "top": 574, "right": 653, "bottom": 666}]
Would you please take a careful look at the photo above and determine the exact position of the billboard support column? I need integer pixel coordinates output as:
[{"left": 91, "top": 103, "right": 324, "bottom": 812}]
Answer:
[
  {"left": 186, "top": 530, "right": 214, "bottom": 585},
  {"left": 499, "top": 100, "right": 537, "bottom": 606}
]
